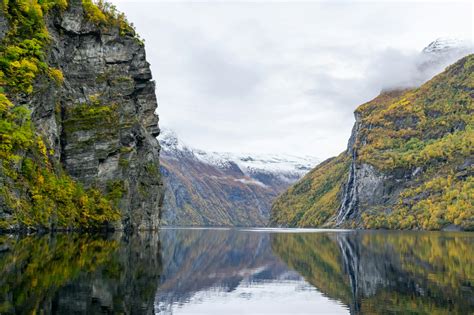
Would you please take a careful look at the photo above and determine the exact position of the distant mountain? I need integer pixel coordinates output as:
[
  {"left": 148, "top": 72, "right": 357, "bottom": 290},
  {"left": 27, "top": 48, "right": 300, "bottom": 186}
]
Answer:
[
  {"left": 421, "top": 37, "right": 471, "bottom": 55},
  {"left": 376, "top": 37, "right": 473, "bottom": 92},
  {"left": 414, "top": 37, "right": 473, "bottom": 85},
  {"left": 158, "top": 129, "right": 319, "bottom": 226}
]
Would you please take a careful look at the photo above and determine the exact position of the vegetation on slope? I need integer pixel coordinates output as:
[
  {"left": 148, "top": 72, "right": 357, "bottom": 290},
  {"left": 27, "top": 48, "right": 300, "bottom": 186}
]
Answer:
[
  {"left": 161, "top": 157, "right": 274, "bottom": 227},
  {"left": 270, "top": 152, "right": 350, "bottom": 227},
  {"left": 0, "top": 0, "right": 138, "bottom": 230},
  {"left": 271, "top": 55, "right": 473, "bottom": 230},
  {"left": 357, "top": 55, "right": 473, "bottom": 230},
  {"left": 81, "top": 0, "right": 139, "bottom": 37}
]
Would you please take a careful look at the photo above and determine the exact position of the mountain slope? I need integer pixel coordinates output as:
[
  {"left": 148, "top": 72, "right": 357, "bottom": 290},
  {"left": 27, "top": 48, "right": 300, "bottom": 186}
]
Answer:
[
  {"left": 270, "top": 152, "right": 350, "bottom": 227},
  {"left": 271, "top": 54, "right": 474, "bottom": 230},
  {"left": 159, "top": 130, "right": 319, "bottom": 226}
]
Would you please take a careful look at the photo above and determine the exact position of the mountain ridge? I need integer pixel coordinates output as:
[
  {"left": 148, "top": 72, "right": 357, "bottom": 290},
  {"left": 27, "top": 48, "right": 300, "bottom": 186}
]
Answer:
[{"left": 159, "top": 129, "right": 319, "bottom": 226}]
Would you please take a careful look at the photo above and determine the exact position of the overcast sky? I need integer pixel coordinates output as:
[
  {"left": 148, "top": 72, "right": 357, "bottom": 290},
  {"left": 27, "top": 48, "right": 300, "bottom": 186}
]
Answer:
[{"left": 110, "top": 0, "right": 473, "bottom": 159}]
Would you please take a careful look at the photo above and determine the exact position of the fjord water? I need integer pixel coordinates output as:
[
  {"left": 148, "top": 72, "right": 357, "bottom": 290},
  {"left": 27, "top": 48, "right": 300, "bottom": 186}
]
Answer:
[{"left": 0, "top": 229, "right": 472, "bottom": 314}]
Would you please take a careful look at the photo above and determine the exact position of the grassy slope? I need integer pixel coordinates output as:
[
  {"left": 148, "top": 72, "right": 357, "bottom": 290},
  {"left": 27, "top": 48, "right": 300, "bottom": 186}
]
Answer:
[
  {"left": 270, "top": 152, "right": 350, "bottom": 227},
  {"left": 271, "top": 55, "right": 474, "bottom": 230}
]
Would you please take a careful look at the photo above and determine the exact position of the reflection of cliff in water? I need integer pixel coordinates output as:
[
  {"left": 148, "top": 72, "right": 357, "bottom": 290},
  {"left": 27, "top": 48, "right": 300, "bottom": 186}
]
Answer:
[
  {"left": 272, "top": 231, "right": 474, "bottom": 314},
  {"left": 0, "top": 233, "right": 162, "bottom": 315},
  {"left": 155, "top": 228, "right": 301, "bottom": 312}
]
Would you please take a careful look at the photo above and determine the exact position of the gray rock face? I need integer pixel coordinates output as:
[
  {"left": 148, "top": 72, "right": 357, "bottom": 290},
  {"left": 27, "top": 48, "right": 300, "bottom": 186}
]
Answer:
[
  {"left": 337, "top": 110, "right": 406, "bottom": 225},
  {"left": 15, "top": 0, "right": 163, "bottom": 230},
  {"left": 0, "top": 11, "right": 7, "bottom": 41}
]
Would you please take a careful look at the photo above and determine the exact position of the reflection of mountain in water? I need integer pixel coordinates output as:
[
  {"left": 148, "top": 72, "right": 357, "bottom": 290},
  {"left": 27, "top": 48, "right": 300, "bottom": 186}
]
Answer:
[
  {"left": 3, "top": 230, "right": 470, "bottom": 314},
  {"left": 0, "top": 233, "right": 162, "bottom": 315},
  {"left": 155, "top": 228, "right": 304, "bottom": 314},
  {"left": 272, "top": 231, "right": 474, "bottom": 314}
]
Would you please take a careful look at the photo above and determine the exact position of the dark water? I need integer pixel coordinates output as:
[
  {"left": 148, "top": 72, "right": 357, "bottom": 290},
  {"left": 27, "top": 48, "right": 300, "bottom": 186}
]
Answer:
[{"left": 0, "top": 229, "right": 473, "bottom": 314}]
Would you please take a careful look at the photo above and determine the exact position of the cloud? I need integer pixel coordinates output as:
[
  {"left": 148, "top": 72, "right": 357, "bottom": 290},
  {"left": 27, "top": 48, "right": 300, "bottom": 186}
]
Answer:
[{"left": 110, "top": 0, "right": 473, "bottom": 159}]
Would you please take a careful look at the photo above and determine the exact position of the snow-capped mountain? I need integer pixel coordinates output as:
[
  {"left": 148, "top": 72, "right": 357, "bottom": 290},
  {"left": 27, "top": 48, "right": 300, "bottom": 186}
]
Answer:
[
  {"left": 421, "top": 37, "right": 471, "bottom": 55},
  {"left": 160, "top": 129, "right": 320, "bottom": 185},
  {"left": 379, "top": 37, "right": 473, "bottom": 92},
  {"left": 416, "top": 37, "right": 473, "bottom": 82},
  {"left": 158, "top": 129, "right": 320, "bottom": 227}
]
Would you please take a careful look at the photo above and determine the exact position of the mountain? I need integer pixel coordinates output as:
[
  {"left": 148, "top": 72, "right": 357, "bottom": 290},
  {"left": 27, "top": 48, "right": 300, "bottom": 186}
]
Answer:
[
  {"left": 159, "top": 129, "right": 319, "bottom": 226},
  {"left": 271, "top": 54, "right": 473, "bottom": 230},
  {"left": 415, "top": 37, "right": 473, "bottom": 84},
  {"left": 0, "top": 0, "right": 162, "bottom": 231},
  {"left": 421, "top": 37, "right": 471, "bottom": 55}
]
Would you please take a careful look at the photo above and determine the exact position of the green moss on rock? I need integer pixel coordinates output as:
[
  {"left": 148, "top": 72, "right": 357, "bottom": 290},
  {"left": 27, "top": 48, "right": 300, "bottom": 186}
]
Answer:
[{"left": 0, "top": 0, "right": 122, "bottom": 231}]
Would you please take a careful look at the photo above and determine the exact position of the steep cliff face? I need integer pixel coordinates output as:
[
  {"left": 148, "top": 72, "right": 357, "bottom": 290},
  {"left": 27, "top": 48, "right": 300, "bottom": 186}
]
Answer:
[
  {"left": 52, "top": 1, "right": 162, "bottom": 230},
  {"left": 0, "top": 0, "right": 162, "bottom": 230},
  {"left": 335, "top": 90, "right": 407, "bottom": 225},
  {"left": 271, "top": 55, "right": 473, "bottom": 230},
  {"left": 336, "top": 56, "right": 473, "bottom": 230}
]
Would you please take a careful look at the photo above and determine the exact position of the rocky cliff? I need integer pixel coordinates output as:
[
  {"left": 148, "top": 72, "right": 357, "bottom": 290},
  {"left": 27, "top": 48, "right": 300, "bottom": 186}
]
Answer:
[
  {"left": 159, "top": 129, "right": 319, "bottom": 226},
  {"left": 271, "top": 54, "right": 473, "bottom": 230},
  {"left": 0, "top": 0, "right": 162, "bottom": 231}
]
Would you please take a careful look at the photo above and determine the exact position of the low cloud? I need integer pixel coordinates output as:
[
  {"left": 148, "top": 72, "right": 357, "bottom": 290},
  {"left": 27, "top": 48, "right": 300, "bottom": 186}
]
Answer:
[{"left": 111, "top": 0, "right": 473, "bottom": 159}]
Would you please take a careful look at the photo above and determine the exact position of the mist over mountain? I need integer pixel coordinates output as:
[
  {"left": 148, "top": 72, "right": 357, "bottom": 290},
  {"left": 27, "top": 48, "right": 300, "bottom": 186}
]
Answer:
[
  {"left": 271, "top": 54, "right": 473, "bottom": 231},
  {"left": 366, "top": 37, "right": 473, "bottom": 95}
]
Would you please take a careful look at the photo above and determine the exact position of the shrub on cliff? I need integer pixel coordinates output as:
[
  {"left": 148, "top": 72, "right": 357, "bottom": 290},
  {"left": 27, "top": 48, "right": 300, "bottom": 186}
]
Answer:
[{"left": 0, "top": 0, "right": 123, "bottom": 231}]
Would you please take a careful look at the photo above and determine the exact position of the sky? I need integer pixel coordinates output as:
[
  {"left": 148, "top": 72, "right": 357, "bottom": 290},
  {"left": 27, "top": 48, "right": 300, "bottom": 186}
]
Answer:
[{"left": 110, "top": 0, "right": 473, "bottom": 159}]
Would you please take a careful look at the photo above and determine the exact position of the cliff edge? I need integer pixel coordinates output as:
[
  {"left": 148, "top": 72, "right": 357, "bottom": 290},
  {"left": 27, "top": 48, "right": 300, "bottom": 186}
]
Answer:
[{"left": 0, "top": 0, "right": 162, "bottom": 231}]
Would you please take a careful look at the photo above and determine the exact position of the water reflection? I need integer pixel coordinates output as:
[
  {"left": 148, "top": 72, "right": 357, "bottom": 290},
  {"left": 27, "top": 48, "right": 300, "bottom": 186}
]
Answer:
[
  {"left": 156, "top": 228, "right": 348, "bottom": 314},
  {"left": 0, "top": 229, "right": 472, "bottom": 314},
  {"left": 158, "top": 229, "right": 473, "bottom": 314},
  {"left": 271, "top": 231, "right": 474, "bottom": 314},
  {"left": 0, "top": 233, "right": 161, "bottom": 314}
]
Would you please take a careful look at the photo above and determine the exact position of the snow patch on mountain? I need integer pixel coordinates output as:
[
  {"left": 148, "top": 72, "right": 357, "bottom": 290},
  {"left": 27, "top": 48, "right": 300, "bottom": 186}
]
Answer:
[
  {"left": 158, "top": 128, "right": 320, "bottom": 179},
  {"left": 422, "top": 37, "right": 471, "bottom": 54},
  {"left": 416, "top": 37, "right": 473, "bottom": 81}
]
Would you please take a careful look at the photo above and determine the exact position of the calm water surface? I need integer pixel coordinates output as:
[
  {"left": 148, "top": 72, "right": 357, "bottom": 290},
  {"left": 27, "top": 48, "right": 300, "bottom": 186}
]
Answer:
[{"left": 0, "top": 228, "right": 472, "bottom": 314}]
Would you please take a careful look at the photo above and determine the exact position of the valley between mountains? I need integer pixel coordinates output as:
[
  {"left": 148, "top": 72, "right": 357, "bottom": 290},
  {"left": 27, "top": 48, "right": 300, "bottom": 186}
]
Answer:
[
  {"left": 160, "top": 40, "right": 473, "bottom": 231},
  {"left": 159, "top": 129, "right": 319, "bottom": 226}
]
